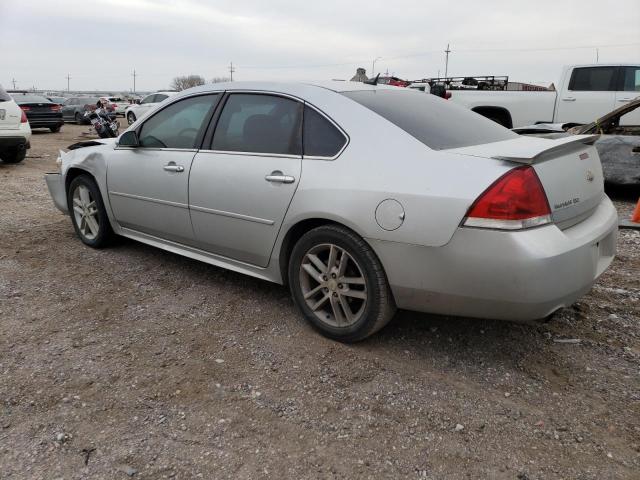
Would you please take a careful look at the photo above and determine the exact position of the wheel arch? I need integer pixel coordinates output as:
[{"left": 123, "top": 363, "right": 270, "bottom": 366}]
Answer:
[{"left": 471, "top": 106, "right": 513, "bottom": 128}]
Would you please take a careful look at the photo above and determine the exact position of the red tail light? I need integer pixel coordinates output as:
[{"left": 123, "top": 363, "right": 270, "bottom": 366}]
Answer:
[
  {"left": 20, "top": 105, "right": 31, "bottom": 111},
  {"left": 50, "top": 105, "right": 61, "bottom": 112},
  {"left": 20, "top": 110, "right": 28, "bottom": 123},
  {"left": 463, "top": 166, "right": 551, "bottom": 230},
  {"left": 444, "top": 92, "right": 452, "bottom": 100}
]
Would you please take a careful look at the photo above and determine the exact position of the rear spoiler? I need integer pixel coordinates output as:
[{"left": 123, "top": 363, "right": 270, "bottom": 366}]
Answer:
[{"left": 491, "top": 134, "right": 600, "bottom": 164}]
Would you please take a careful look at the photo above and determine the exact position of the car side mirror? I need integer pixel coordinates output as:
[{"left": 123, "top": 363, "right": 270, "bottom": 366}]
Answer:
[{"left": 118, "top": 130, "right": 139, "bottom": 147}]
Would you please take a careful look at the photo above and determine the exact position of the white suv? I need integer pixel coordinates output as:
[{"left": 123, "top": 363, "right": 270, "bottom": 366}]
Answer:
[
  {"left": 125, "top": 91, "right": 178, "bottom": 125},
  {"left": 0, "top": 85, "right": 31, "bottom": 163}
]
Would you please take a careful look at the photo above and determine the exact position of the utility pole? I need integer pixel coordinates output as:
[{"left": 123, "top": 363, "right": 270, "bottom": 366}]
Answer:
[
  {"left": 11, "top": 78, "right": 17, "bottom": 89},
  {"left": 66, "top": 73, "right": 71, "bottom": 92},
  {"left": 596, "top": 48, "right": 599, "bottom": 63},
  {"left": 229, "top": 62, "right": 235, "bottom": 81},
  {"left": 444, "top": 43, "right": 451, "bottom": 78},
  {"left": 372, "top": 57, "right": 382, "bottom": 76},
  {"left": 132, "top": 69, "right": 137, "bottom": 93}
]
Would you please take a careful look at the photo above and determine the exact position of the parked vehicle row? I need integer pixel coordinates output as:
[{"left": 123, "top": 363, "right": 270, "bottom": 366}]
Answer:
[
  {"left": 46, "top": 81, "right": 617, "bottom": 342},
  {"left": 60, "top": 97, "right": 117, "bottom": 125},
  {"left": 125, "top": 91, "right": 178, "bottom": 125},
  {"left": 10, "top": 92, "right": 64, "bottom": 133},
  {"left": 0, "top": 85, "right": 31, "bottom": 163},
  {"left": 446, "top": 64, "right": 640, "bottom": 128}
]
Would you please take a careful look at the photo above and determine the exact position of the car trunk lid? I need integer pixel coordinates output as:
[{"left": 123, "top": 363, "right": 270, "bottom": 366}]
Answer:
[
  {"left": 0, "top": 102, "right": 20, "bottom": 130},
  {"left": 449, "top": 135, "right": 605, "bottom": 228}
]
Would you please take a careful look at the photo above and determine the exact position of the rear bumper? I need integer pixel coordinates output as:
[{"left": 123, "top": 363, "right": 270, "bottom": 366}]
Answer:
[
  {"left": 0, "top": 135, "right": 30, "bottom": 150},
  {"left": 369, "top": 196, "right": 618, "bottom": 321},
  {"left": 45, "top": 173, "right": 68, "bottom": 214},
  {"left": 28, "top": 117, "right": 64, "bottom": 129}
]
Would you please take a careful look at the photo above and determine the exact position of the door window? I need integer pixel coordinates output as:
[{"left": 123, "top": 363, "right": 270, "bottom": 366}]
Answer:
[
  {"left": 569, "top": 67, "right": 617, "bottom": 91},
  {"left": 212, "top": 94, "right": 302, "bottom": 155},
  {"left": 303, "top": 106, "right": 347, "bottom": 157},
  {"left": 140, "top": 94, "right": 155, "bottom": 104},
  {"left": 155, "top": 94, "right": 169, "bottom": 103},
  {"left": 621, "top": 67, "right": 640, "bottom": 92},
  {"left": 138, "top": 94, "right": 219, "bottom": 149}
]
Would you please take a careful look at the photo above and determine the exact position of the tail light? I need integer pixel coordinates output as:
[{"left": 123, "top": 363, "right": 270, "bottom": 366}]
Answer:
[
  {"left": 20, "top": 110, "right": 28, "bottom": 123},
  {"left": 463, "top": 166, "right": 551, "bottom": 230},
  {"left": 20, "top": 105, "right": 31, "bottom": 111},
  {"left": 50, "top": 105, "right": 61, "bottom": 112},
  {"left": 111, "top": 103, "right": 117, "bottom": 109},
  {"left": 444, "top": 92, "right": 452, "bottom": 100}
]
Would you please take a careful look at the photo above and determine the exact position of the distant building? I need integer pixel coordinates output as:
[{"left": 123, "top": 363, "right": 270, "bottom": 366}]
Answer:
[{"left": 350, "top": 68, "right": 368, "bottom": 82}]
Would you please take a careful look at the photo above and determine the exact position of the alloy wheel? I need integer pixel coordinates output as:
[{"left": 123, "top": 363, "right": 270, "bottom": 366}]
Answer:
[
  {"left": 72, "top": 185, "right": 100, "bottom": 240},
  {"left": 299, "top": 243, "right": 367, "bottom": 327}
]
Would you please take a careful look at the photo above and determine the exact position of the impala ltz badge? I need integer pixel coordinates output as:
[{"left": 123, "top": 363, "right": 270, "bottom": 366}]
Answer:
[{"left": 586, "top": 170, "right": 595, "bottom": 182}]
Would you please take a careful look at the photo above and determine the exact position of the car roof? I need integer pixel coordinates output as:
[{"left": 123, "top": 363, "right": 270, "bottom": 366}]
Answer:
[{"left": 177, "top": 81, "right": 405, "bottom": 99}]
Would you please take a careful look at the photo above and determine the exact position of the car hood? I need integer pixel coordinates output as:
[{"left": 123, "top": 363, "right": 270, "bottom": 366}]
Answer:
[{"left": 67, "top": 137, "right": 118, "bottom": 150}]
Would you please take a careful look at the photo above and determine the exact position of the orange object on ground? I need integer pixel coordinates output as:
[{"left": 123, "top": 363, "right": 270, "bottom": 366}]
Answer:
[{"left": 632, "top": 198, "right": 640, "bottom": 224}]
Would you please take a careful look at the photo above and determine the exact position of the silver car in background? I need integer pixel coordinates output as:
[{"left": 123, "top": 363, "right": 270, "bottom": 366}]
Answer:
[{"left": 45, "top": 81, "right": 617, "bottom": 342}]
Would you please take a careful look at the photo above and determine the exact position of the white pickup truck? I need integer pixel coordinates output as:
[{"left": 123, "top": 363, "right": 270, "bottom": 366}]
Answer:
[{"left": 447, "top": 64, "right": 640, "bottom": 128}]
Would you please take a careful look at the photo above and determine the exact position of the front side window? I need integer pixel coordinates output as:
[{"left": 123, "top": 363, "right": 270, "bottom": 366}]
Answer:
[
  {"left": 141, "top": 95, "right": 155, "bottom": 104},
  {"left": 621, "top": 67, "right": 640, "bottom": 92},
  {"left": 155, "top": 94, "right": 168, "bottom": 103},
  {"left": 212, "top": 94, "right": 302, "bottom": 155},
  {"left": 569, "top": 67, "right": 617, "bottom": 91},
  {"left": 303, "top": 106, "right": 346, "bottom": 157},
  {"left": 138, "top": 94, "right": 219, "bottom": 149}
]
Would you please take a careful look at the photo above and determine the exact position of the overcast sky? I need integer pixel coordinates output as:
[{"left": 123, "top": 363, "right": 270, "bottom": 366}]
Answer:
[{"left": 1, "top": 0, "right": 638, "bottom": 93}]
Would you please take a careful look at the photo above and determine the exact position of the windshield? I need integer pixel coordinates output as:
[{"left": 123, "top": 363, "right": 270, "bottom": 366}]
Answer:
[
  {"left": 11, "top": 94, "right": 51, "bottom": 104},
  {"left": 341, "top": 89, "right": 517, "bottom": 150}
]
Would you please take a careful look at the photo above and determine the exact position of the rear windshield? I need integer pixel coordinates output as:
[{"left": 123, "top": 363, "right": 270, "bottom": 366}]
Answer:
[
  {"left": 0, "top": 85, "right": 11, "bottom": 102},
  {"left": 11, "top": 94, "right": 51, "bottom": 104},
  {"left": 341, "top": 89, "right": 517, "bottom": 150}
]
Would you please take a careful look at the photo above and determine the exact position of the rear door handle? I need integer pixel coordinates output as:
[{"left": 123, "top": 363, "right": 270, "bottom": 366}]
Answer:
[
  {"left": 562, "top": 97, "right": 576, "bottom": 102},
  {"left": 265, "top": 171, "right": 295, "bottom": 184},
  {"left": 163, "top": 162, "right": 184, "bottom": 172},
  {"left": 632, "top": 146, "right": 640, "bottom": 154},
  {"left": 617, "top": 98, "right": 633, "bottom": 102}
]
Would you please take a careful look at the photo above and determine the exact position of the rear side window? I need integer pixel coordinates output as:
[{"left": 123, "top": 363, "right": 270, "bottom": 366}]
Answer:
[
  {"left": 569, "top": 67, "right": 617, "bottom": 91},
  {"left": 342, "top": 90, "right": 517, "bottom": 150},
  {"left": 212, "top": 94, "right": 302, "bottom": 155},
  {"left": 139, "top": 94, "right": 219, "bottom": 149},
  {"left": 12, "top": 95, "right": 51, "bottom": 103},
  {"left": 621, "top": 66, "right": 640, "bottom": 92},
  {"left": 303, "top": 106, "right": 346, "bottom": 157},
  {"left": 155, "top": 94, "right": 168, "bottom": 102}
]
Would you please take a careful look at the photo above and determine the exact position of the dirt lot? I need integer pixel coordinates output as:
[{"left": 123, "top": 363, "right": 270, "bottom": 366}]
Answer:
[{"left": 1, "top": 123, "right": 639, "bottom": 479}]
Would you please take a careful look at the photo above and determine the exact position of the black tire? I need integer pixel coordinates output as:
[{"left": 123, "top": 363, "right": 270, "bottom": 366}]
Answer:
[
  {"left": 50, "top": 125, "right": 62, "bottom": 133},
  {"left": 75, "top": 112, "right": 84, "bottom": 124},
  {"left": 127, "top": 112, "right": 136, "bottom": 125},
  {"left": 288, "top": 224, "right": 396, "bottom": 342},
  {"left": 1, "top": 147, "right": 26, "bottom": 164},
  {"left": 67, "top": 175, "right": 114, "bottom": 248}
]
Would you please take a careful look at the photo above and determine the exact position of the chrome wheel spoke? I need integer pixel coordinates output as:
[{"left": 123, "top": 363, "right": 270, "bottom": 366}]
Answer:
[
  {"left": 85, "top": 215, "right": 100, "bottom": 237},
  {"left": 327, "top": 245, "right": 338, "bottom": 271},
  {"left": 341, "top": 289, "right": 367, "bottom": 300},
  {"left": 337, "top": 251, "right": 348, "bottom": 276},
  {"left": 306, "top": 253, "right": 327, "bottom": 275},
  {"left": 341, "top": 276, "right": 365, "bottom": 286},
  {"left": 311, "top": 293, "right": 330, "bottom": 311},
  {"left": 79, "top": 186, "right": 90, "bottom": 205},
  {"left": 339, "top": 295, "right": 355, "bottom": 323},
  {"left": 303, "top": 284, "right": 324, "bottom": 300},
  {"left": 73, "top": 205, "right": 84, "bottom": 216},
  {"left": 330, "top": 295, "right": 346, "bottom": 325},
  {"left": 302, "top": 263, "right": 323, "bottom": 283}
]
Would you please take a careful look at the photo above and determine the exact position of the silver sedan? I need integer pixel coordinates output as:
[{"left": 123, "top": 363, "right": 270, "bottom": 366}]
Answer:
[{"left": 45, "top": 81, "right": 618, "bottom": 342}]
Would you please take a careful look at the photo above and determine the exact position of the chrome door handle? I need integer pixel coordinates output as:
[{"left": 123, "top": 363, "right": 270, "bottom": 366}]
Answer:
[
  {"left": 617, "top": 98, "right": 633, "bottom": 102},
  {"left": 163, "top": 163, "right": 184, "bottom": 172},
  {"left": 562, "top": 97, "right": 576, "bottom": 102},
  {"left": 265, "top": 171, "right": 295, "bottom": 184}
]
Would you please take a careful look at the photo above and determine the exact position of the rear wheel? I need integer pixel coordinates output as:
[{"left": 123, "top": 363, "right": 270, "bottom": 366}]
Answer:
[
  {"left": 75, "top": 112, "right": 84, "bottom": 124},
  {"left": 288, "top": 225, "right": 396, "bottom": 342},
  {"left": 0, "top": 147, "right": 26, "bottom": 164},
  {"left": 67, "top": 175, "right": 114, "bottom": 248},
  {"left": 50, "top": 125, "right": 61, "bottom": 133},
  {"left": 127, "top": 112, "right": 136, "bottom": 125}
]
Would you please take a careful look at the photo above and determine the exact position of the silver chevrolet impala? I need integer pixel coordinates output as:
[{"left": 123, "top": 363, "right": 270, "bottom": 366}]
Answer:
[{"left": 45, "top": 81, "right": 618, "bottom": 342}]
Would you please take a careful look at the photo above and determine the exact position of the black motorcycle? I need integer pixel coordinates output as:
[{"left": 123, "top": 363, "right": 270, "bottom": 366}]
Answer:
[{"left": 84, "top": 107, "right": 120, "bottom": 138}]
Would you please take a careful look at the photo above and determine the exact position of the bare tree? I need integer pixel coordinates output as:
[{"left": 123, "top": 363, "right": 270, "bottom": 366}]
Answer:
[
  {"left": 211, "top": 77, "right": 231, "bottom": 83},
  {"left": 170, "top": 74, "right": 206, "bottom": 91}
]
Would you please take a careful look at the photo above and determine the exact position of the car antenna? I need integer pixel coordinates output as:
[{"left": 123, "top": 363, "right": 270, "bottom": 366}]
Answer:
[{"left": 364, "top": 73, "right": 380, "bottom": 86}]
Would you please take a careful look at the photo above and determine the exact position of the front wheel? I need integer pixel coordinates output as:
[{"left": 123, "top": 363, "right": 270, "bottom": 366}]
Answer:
[
  {"left": 288, "top": 225, "right": 396, "bottom": 342},
  {"left": 67, "top": 175, "right": 114, "bottom": 248},
  {"left": 75, "top": 112, "right": 84, "bottom": 124},
  {"left": 1, "top": 147, "right": 26, "bottom": 164},
  {"left": 127, "top": 112, "right": 136, "bottom": 125}
]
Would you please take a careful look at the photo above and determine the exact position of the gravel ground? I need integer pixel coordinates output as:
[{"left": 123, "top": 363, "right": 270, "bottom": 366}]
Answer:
[{"left": 1, "top": 123, "right": 639, "bottom": 479}]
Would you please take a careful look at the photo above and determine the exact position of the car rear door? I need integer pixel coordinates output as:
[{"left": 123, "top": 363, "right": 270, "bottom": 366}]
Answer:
[
  {"left": 615, "top": 66, "right": 640, "bottom": 125},
  {"left": 189, "top": 92, "right": 303, "bottom": 267},
  {"left": 107, "top": 94, "right": 220, "bottom": 244},
  {"left": 555, "top": 66, "right": 617, "bottom": 124}
]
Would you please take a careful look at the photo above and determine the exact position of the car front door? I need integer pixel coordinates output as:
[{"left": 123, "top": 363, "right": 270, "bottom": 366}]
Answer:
[
  {"left": 616, "top": 66, "right": 640, "bottom": 125},
  {"left": 555, "top": 66, "right": 617, "bottom": 124},
  {"left": 189, "top": 93, "right": 303, "bottom": 267},
  {"left": 107, "top": 94, "right": 220, "bottom": 244}
]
